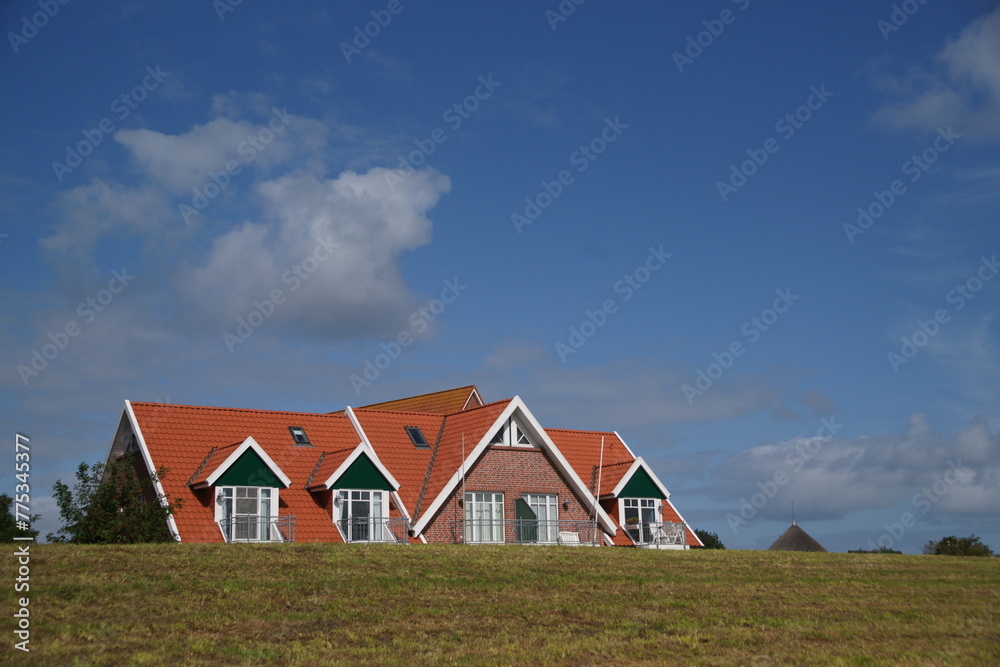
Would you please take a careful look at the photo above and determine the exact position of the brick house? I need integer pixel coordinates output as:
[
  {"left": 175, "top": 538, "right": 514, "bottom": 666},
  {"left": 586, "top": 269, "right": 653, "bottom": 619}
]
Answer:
[{"left": 106, "top": 386, "right": 702, "bottom": 548}]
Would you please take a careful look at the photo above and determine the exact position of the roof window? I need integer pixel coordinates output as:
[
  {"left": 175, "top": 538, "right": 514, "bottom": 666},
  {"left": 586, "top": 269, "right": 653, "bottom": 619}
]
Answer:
[
  {"left": 289, "top": 426, "right": 311, "bottom": 446},
  {"left": 405, "top": 426, "right": 429, "bottom": 448}
]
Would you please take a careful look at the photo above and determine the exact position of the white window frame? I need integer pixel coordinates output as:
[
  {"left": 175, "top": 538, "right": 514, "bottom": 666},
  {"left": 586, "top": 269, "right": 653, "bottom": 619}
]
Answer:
[
  {"left": 335, "top": 489, "right": 387, "bottom": 542},
  {"left": 464, "top": 492, "right": 505, "bottom": 543},
  {"left": 523, "top": 493, "right": 559, "bottom": 543},
  {"left": 216, "top": 486, "right": 281, "bottom": 542},
  {"left": 620, "top": 498, "right": 660, "bottom": 545},
  {"left": 489, "top": 417, "right": 535, "bottom": 448}
]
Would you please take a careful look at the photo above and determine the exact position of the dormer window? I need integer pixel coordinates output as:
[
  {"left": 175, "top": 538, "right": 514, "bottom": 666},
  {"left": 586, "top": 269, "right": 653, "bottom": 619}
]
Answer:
[
  {"left": 289, "top": 426, "right": 310, "bottom": 446},
  {"left": 405, "top": 426, "right": 429, "bottom": 448}
]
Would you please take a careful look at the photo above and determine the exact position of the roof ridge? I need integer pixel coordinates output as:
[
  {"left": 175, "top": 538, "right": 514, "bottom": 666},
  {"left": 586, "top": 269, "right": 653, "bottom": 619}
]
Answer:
[
  {"left": 546, "top": 427, "right": 616, "bottom": 435},
  {"left": 131, "top": 402, "right": 351, "bottom": 418},
  {"left": 353, "top": 398, "right": 510, "bottom": 417}
]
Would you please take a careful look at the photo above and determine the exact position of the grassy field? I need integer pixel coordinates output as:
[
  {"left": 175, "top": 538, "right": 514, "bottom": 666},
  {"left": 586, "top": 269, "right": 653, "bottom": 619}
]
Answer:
[{"left": 3, "top": 544, "right": 998, "bottom": 665}]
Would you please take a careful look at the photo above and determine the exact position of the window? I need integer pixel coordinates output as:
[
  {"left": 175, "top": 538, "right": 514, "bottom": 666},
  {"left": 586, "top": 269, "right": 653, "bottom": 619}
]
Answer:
[
  {"left": 289, "top": 426, "right": 310, "bottom": 445},
  {"left": 336, "top": 490, "right": 386, "bottom": 542},
  {"left": 522, "top": 493, "right": 559, "bottom": 543},
  {"left": 622, "top": 498, "right": 659, "bottom": 544},
  {"left": 219, "top": 486, "right": 279, "bottom": 541},
  {"left": 464, "top": 492, "right": 504, "bottom": 543},
  {"left": 488, "top": 417, "right": 534, "bottom": 447},
  {"left": 404, "top": 426, "right": 429, "bottom": 448}
]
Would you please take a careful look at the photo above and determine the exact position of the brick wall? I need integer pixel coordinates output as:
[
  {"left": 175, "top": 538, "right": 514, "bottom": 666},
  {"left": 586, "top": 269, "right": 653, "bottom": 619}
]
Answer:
[{"left": 422, "top": 446, "right": 603, "bottom": 544}]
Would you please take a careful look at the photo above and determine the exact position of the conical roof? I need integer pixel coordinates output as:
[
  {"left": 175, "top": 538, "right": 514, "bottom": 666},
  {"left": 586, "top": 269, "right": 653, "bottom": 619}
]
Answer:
[{"left": 768, "top": 522, "right": 827, "bottom": 552}]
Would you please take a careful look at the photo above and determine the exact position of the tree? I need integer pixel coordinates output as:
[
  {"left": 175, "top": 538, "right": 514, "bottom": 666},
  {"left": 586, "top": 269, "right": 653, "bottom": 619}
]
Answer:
[
  {"left": 695, "top": 529, "right": 726, "bottom": 549},
  {"left": 48, "top": 453, "right": 182, "bottom": 544},
  {"left": 922, "top": 535, "right": 994, "bottom": 557},
  {"left": 0, "top": 494, "right": 39, "bottom": 542}
]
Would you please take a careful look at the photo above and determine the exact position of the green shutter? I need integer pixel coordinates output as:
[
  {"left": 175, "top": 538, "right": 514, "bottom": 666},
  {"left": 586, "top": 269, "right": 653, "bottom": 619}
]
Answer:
[
  {"left": 619, "top": 467, "right": 666, "bottom": 499},
  {"left": 331, "top": 454, "right": 394, "bottom": 491},
  {"left": 215, "top": 449, "right": 284, "bottom": 488}
]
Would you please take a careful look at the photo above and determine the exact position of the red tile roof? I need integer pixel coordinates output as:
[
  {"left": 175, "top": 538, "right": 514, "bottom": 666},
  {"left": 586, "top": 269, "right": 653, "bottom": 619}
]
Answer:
[
  {"left": 338, "top": 385, "right": 482, "bottom": 415},
  {"left": 130, "top": 402, "right": 361, "bottom": 543},
  {"left": 125, "top": 386, "right": 700, "bottom": 547}
]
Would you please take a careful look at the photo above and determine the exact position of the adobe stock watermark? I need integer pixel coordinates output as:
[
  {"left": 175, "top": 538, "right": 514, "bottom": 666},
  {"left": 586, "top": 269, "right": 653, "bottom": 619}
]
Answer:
[
  {"left": 555, "top": 246, "right": 672, "bottom": 363},
  {"left": 16, "top": 268, "right": 135, "bottom": 386},
  {"left": 672, "top": 0, "right": 752, "bottom": 73},
  {"left": 179, "top": 107, "right": 295, "bottom": 224},
  {"left": 866, "top": 459, "right": 972, "bottom": 551},
  {"left": 888, "top": 254, "right": 998, "bottom": 372},
  {"left": 726, "top": 416, "right": 844, "bottom": 535},
  {"left": 877, "top": 0, "right": 932, "bottom": 41},
  {"left": 7, "top": 0, "right": 71, "bottom": 54},
  {"left": 12, "top": 432, "right": 33, "bottom": 653},
  {"left": 716, "top": 84, "right": 833, "bottom": 202},
  {"left": 843, "top": 126, "right": 959, "bottom": 244},
  {"left": 682, "top": 288, "right": 799, "bottom": 405},
  {"left": 545, "top": 0, "right": 588, "bottom": 31},
  {"left": 512, "top": 116, "right": 628, "bottom": 234},
  {"left": 349, "top": 278, "right": 468, "bottom": 394},
  {"left": 51, "top": 66, "right": 169, "bottom": 183},
  {"left": 384, "top": 74, "right": 501, "bottom": 191},
  {"left": 213, "top": 0, "right": 246, "bottom": 21},
  {"left": 223, "top": 236, "right": 339, "bottom": 353},
  {"left": 340, "top": 0, "right": 412, "bottom": 63}
]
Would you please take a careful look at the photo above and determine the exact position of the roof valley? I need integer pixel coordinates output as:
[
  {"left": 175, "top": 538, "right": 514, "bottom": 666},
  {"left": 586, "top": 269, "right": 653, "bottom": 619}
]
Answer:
[{"left": 413, "top": 414, "right": 449, "bottom": 522}]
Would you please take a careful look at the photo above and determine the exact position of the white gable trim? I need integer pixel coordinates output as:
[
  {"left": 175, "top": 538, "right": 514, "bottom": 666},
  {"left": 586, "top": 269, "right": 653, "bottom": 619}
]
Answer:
[
  {"left": 204, "top": 436, "right": 292, "bottom": 488},
  {"left": 612, "top": 431, "right": 636, "bottom": 458},
  {"left": 317, "top": 444, "right": 400, "bottom": 491},
  {"left": 665, "top": 496, "right": 703, "bottom": 547},
  {"left": 346, "top": 406, "right": 414, "bottom": 521},
  {"left": 120, "top": 401, "right": 181, "bottom": 542},
  {"left": 462, "top": 388, "right": 484, "bottom": 410},
  {"left": 609, "top": 457, "right": 671, "bottom": 500},
  {"left": 412, "top": 396, "right": 617, "bottom": 537}
]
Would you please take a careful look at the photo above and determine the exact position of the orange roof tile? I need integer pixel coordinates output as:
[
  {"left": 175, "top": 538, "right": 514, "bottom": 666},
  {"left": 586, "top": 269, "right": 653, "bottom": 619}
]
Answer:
[
  {"left": 346, "top": 385, "right": 482, "bottom": 415},
  {"left": 546, "top": 429, "right": 635, "bottom": 494},
  {"left": 130, "top": 402, "right": 361, "bottom": 543},
  {"left": 126, "top": 388, "right": 701, "bottom": 548}
]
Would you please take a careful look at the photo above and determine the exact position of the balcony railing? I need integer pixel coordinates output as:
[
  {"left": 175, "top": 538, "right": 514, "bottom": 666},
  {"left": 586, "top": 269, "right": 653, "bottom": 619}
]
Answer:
[
  {"left": 625, "top": 521, "right": 686, "bottom": 546},
  {"left": 337, "top": 517, "right": 410, "bottom": 544},
  {"left": 448, "top": 519, "right": 603, "bottom": 546},
  {"left": 220, "top": 515, "right": 295, "bottom": 543}
]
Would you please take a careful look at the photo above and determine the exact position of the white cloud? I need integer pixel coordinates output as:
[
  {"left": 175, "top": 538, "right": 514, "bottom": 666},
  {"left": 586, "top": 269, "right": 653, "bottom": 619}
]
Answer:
[
  {"left": 41, "top": 179, "right": 170, "bottom": 260},
  {"left": 715, "top": 413, "right": 1000, "bottom": 520},
  {"left": 873, "top": 8, "right": 1000, "bottom": 141},
  {"left": 175, "top": 167, "right": 451, "bottom": 338},
  {"left": 115, "top": 116, "right": 293, "bottom": 193}
]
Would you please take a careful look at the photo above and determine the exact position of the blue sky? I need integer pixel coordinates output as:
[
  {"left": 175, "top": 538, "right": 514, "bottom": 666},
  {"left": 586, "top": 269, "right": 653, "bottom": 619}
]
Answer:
[{"left": 2, "top": 0, "right": 998, "bottom": 552}]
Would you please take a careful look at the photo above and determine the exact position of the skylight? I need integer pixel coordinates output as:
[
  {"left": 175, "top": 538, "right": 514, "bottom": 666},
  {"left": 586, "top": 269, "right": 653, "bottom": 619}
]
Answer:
[
  {"left": 289, "top": 426, "right": 310, "bottom": 445},
  {"left": 405, "top": 426, "right": 429, "bottom": 448}
]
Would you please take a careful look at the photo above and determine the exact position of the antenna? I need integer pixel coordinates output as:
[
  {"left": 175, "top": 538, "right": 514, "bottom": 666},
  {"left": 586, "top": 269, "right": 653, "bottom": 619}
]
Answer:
[
  {"left": 792, "top": 501, "right": 796, "bottom": 526},
  {"left": 593, "top": 435, "right": 605, "bottom": 545}
]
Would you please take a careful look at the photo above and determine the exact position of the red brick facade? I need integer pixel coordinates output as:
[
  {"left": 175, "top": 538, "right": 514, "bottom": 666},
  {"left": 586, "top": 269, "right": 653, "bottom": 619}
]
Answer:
[{"left": 422, "top": 446, "right": 600, "bottom": 544}]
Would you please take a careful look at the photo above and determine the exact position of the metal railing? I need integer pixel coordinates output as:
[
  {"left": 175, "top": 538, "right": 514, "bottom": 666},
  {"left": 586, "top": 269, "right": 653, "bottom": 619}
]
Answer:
[
  {"left": 625, "top": 521, "right": 686, "bottom": 546},
  {"left": 337, "top": 517, "right": 410, "bottom": 544},
  {"left": 220, "top": 515, "right": 295, "bottom": 543},
  {"left": 448, "top": 519, "right": 603, "bottom": 546}
]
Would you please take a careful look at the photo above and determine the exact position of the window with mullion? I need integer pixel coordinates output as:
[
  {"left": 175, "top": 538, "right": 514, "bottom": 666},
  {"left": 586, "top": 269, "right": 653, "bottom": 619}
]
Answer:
[
  {"left": 336, "top": 489, "right": 385, "bottom": 542},
  {"left": 464, "top": 492, "right": 504, "bottom": 543},
  {"left": 219, "top": 486, "right": 275, "bottom": 542},
  {"left": 622, "top": 498, "right": 658, "bottom": 544}
]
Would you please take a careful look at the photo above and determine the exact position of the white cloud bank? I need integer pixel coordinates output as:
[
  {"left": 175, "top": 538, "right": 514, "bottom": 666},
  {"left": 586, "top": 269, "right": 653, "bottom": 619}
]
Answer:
[
  {"left": 874, "top": 8, "right": 1000, "bottom": 142},
  {"left": 715, "top": 413, "right": 1000, "bottom": 520}
]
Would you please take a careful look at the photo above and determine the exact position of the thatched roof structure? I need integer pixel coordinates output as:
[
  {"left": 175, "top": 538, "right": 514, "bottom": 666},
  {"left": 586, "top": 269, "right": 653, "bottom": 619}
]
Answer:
[{"left": 768, "top": 522, "right": 827, "bottom": 552}]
